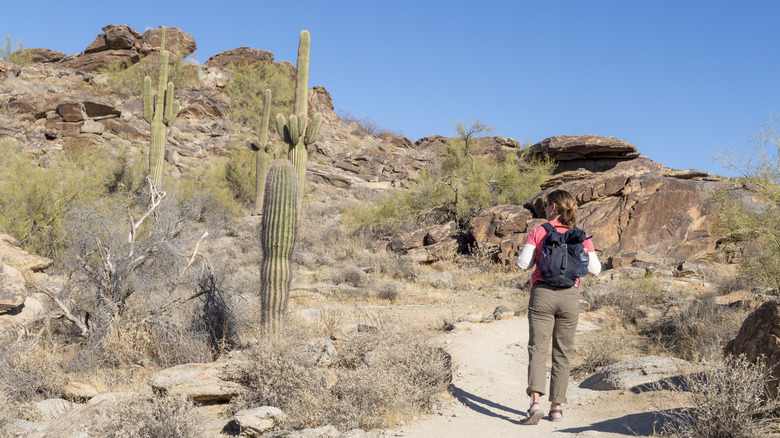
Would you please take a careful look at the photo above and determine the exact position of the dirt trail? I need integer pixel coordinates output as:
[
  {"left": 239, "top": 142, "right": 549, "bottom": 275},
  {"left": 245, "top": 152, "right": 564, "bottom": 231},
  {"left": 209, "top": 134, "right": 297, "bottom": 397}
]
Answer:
[{"left": 389, "top": 317, "right": 670, "bottom": 437}]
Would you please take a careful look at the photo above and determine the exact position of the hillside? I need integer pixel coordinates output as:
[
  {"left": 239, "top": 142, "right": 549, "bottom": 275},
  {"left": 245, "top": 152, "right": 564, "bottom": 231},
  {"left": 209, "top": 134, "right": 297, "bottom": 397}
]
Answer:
[{"left": 1, "top": 24, "right": 778, "bottom": 438}]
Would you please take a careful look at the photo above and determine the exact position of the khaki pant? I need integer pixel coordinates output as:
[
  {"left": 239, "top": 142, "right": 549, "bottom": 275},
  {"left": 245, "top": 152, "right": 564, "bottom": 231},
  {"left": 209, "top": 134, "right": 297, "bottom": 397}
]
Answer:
[{"left": 526, "top": 282, "right": 580, "bottom": 404}]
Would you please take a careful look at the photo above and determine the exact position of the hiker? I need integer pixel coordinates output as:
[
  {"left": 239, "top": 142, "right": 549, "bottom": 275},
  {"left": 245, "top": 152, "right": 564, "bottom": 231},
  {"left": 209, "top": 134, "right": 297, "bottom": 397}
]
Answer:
[{"left": 516, "top": 189, "right": 601, "bottom": 425}]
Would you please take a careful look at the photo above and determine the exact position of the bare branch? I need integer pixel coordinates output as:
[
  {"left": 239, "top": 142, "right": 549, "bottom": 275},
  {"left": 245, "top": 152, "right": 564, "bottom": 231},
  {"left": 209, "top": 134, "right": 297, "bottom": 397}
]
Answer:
[{"left": 37, "top": 285, "right": 89, "bottom": 337}]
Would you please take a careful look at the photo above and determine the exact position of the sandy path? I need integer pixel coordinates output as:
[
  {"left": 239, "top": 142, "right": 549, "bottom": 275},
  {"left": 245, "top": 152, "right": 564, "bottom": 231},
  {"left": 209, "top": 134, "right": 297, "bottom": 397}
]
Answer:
[{"left": 390, "top": 317, "right": 669, "bottom": 437}]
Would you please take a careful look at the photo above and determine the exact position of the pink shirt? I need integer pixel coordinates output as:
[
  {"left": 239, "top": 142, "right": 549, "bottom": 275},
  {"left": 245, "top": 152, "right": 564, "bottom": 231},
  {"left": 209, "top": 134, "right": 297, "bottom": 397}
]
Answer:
[{"left": 525, "top": 220, "right": 596, "bottom": 288}]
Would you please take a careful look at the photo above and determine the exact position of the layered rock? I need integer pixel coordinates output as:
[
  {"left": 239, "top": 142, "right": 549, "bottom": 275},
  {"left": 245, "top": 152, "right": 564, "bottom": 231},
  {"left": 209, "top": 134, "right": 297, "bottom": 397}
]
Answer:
[
  {"left": 204, "top": 47, "right": 274, "bottom": 68},
  {"left": 528, "top": 134, "right": 640, "bottom": 173},
  {"left": 57, "top": 25, "right": 195, "bottom": 72}
]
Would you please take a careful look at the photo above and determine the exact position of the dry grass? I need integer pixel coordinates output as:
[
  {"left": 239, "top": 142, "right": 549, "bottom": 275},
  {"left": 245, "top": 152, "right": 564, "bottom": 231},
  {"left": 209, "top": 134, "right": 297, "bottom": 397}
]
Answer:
[
  {"left": 642, "top": 294, "right": 751, "bottom": 363},
  {"left": 0, "top": 340, "right": 66, "bottom": 403},
  {"left": 656, "top": 355, "right": 780, "bottom": 438},
  {"left": 232, "top": 325, "right": 451, "bottom": 431},
  {"left": 573, "top": 324, "right": 639, "bottom": 379},
  {"left": 92, "top": 392, "right": 202, "bottom": 438}
]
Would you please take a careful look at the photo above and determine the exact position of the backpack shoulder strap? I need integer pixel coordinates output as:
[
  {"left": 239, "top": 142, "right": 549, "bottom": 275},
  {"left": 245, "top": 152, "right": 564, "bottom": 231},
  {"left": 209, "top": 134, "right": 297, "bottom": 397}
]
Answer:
[{"left": 541, "top": 222, "right": 555, "bottom": 233}]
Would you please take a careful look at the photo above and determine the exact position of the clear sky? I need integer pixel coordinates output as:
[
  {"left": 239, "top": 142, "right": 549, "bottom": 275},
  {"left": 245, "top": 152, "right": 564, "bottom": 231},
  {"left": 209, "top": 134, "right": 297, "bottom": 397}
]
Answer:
[{"left": 3, "top": 1, "right": 779, "bottom": 175}]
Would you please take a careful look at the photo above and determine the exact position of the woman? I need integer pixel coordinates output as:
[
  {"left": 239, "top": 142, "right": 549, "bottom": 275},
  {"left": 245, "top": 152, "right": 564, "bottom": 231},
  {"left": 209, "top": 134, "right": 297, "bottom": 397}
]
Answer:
[{"left": 516, "top": 189, "right": 601, "bottom": 425}]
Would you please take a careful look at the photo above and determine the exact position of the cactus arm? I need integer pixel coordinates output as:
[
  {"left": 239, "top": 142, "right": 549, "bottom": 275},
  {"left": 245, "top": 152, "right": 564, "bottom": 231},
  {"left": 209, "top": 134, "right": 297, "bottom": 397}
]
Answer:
[
  {"left": 143, "top": 76, "right": 153, "bottom": 124},
  {"left": 275, "top": 114, "right": 289, "bottom": 143},
  {"left": 252, "top": 88, "right": 273, "bottom": 215},
  {"left": 293, "top": 30, "right": 310, "bottom": 117},
  {"left": 289, "top": 114, "right": 300, "bottom": 145},
  {"left": 260, "top": 160, "right": 298, "bottom": 332},
  {"left": 304, "top": 113, "right": 322, "bottom": 145}
]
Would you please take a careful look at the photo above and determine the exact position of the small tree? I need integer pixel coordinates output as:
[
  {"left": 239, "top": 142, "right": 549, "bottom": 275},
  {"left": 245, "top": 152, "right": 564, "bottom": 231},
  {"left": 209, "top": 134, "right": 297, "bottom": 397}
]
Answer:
[{"left": 714, "top": 114, "right": 780, "bottom": 290}]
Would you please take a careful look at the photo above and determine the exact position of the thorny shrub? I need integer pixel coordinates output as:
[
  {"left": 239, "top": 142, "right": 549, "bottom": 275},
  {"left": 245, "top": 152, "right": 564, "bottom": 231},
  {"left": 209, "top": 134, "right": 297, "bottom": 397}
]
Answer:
[
  {"left": 657, "top": 355, "right": 780, "bottom": 438},
  {"left": 93, "top": 393, "right": 202, "bottom": 438},
  {"left": 642, "top": 294, "right": 751, "bottom": 363},
  {"left": 233, "top": 328, "right": 451, "bottom": 431},
  {"left": 0, "top": 341, "right": 66, "bottom": 404}
]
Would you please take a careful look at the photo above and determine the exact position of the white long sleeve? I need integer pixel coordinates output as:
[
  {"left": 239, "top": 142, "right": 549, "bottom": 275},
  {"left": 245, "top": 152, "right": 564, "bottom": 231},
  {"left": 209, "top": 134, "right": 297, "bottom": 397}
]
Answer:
[
  {"left": 516, "top": 244, "right": 536, "bottom": 270},
  {"left": 587, "top": 251, "right": 602, "bottom": 276}
]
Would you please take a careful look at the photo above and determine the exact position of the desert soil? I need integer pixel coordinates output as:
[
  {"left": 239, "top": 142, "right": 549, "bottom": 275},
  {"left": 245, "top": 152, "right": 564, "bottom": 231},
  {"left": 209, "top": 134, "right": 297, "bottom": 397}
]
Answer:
[{"left": 384, "top": 314, "right": 683, "bottom": 438}]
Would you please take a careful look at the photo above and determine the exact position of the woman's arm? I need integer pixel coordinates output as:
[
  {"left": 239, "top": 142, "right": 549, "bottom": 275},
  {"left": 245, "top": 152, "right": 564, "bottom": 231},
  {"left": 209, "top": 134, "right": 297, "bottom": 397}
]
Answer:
[
  {"left": 516, "top": 244, "right": 536, "bottom": 270},
  {"left": 587, "top": 251, "right": 602, "bottom": 276}
]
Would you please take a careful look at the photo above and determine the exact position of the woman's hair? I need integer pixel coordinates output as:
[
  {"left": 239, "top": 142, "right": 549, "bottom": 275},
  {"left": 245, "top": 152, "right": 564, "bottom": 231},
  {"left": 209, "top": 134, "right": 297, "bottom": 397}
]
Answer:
[{"left": 547, "top": 189, "right": 577, "bottom": 227}]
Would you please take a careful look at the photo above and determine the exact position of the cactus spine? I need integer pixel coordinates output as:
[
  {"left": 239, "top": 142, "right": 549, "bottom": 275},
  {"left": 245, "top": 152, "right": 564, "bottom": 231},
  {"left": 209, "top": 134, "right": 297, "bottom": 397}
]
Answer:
[
  {"left": 260, "top": 160, "right": 298, "bottom": 332},
  {"left": 143, "top": 26, "right": 180, "bottom": 187},
  {"left": 248, "top": 89, "right": 273, "bottom": 215},
  {"left": 276, "top": 30, "right": 322, "bottom": 218}
]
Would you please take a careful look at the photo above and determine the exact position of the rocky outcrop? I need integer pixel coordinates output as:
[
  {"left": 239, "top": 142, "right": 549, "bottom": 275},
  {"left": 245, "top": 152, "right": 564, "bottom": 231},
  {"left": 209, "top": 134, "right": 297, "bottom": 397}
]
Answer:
[
  {"left": 527, "top": 135, "right": 640, "bottom": 173},
  {"left": 204, "top": 47, "right": 274, "bottom": 68},
  {"left": 724, "top": 299, "right": 780, "bottom": 397},
  {"left": 17, "top": 48, "right": 67, "bottom": 64},
  {"left": 57, "top": 25, "right": 195, "bottom": 72}
]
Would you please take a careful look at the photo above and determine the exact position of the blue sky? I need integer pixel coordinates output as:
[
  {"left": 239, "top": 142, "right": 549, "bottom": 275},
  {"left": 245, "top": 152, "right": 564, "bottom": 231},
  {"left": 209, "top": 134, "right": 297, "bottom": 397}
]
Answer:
[{"left": 3, "top": 1, "right": 780, "bottom": 175}]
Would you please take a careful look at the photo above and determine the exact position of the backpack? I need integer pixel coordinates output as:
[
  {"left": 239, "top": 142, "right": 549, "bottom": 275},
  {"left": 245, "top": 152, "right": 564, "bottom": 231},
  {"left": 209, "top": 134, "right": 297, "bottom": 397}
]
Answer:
[{"left": 537, "top": 223, "right": 592, "bottom": 288}]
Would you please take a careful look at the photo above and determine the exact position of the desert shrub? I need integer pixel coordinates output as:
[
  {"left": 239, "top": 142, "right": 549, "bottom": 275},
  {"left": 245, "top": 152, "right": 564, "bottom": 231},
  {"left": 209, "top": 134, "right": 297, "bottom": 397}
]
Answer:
[
  {"left": 331, "top": 266, "right": 368, "bottom": 287},
  {"left": 61, "top": 191, "right": 229, "bottom": 368},
  {"left": 93, "top": 393, "right": 202, "bottom": 438},
  {"left": 0, "top": 138, "right": 137, "bottom": 260},
  {"left": 714, "top": 114, "right": 780, "bottom": 292},
  {"left": 224, "top": 146, "right": 257, "bottom": 206},
  {"left": 234, "top": 328, "right": 450, "bottom": 430},
  {"left": 657, "top": 355, "right": 780, "bottom": 438},
  {"left": 573, "top": 325, "right": 636, "bottom": 378},
  {"left": 0, "top": 341, "right": 66, "bottom": 403},
  {"left": 375, "top": 282, "right": 400, "bottom": 302},
  {"left": 583, "top": 276, "right": 672, "bottom": 323},
  {"left": 0, "top": 390, "right": 15, "bottom": 437},
  {"left": 224, "top": 62, "right": 294, "bottom": 128},
  {"left": 344, "top": 134, "right": 554, "bottom": 239},
  {"left": 99, "top": 52, "right": 199, "bottom": 98},
  {"left": 642, "top": 294, "right": 750, "bottom": 362},
  {"left": 336, "top": 109, "right": 402, "bottom": 136},
  {"left": 0, "top": 35, "right": 33, "bottom": 65}
]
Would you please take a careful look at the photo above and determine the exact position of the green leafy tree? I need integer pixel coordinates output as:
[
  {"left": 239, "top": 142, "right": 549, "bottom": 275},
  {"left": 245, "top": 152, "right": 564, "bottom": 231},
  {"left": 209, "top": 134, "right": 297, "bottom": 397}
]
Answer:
[
  {"left": 224, "top": 62, "right": 294, "bottom": 128},
  {"left": 1, "top": 35, "right": 33, "bottom": 65},
  {"left": 714, "top": 114, "right": 780, "bottom": 290}
]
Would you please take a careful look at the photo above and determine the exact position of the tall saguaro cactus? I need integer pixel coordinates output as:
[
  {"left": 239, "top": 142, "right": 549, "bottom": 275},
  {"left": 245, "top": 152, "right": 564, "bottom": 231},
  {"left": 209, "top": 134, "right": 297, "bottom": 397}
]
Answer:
[
  {"left": 143, "top": 26, "right": 180, "bottom": 187},
  {"left": 260, "top": 160, "right": 298, "bottom": 332},
  {"left": 248, "top": 88, "right": 273, "bottom": 215},
  {"left": 275, "top": 30, "right": 322, "bottom": 218}
]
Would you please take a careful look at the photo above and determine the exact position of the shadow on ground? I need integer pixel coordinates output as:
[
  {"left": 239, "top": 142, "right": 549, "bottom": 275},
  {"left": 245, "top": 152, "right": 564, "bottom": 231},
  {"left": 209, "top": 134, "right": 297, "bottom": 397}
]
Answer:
[
  {"left": 450, "top": 385, "right": 524, "bottom": 425},
  {"left": 558, "top": 409, "right": 678, "bottom": 436}
]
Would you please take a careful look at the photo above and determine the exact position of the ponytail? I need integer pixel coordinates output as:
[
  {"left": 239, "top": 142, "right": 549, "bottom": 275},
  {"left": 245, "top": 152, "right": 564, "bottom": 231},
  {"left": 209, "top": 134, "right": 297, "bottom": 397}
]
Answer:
[{"left": 546, "top": 189, "right": 577, "bottom": 227}]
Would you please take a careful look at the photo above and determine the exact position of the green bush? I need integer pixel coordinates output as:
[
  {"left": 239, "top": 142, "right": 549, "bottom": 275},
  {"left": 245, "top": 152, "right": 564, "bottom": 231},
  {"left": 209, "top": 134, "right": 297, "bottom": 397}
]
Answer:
[
  {"left": 0, "top": 35, "right": 33, "bottom": 66},
  {"left": 224, "top": 62, "right": 295, "bottom": 129},
  {"left": 0, "top": 139, "right": 139, "bottom": 260},
  {"left": 344, "top": 139, "right": 554, "bottom": 238},
  {"left": 100, "top": 52, "right": 199, "bottom": 98}
]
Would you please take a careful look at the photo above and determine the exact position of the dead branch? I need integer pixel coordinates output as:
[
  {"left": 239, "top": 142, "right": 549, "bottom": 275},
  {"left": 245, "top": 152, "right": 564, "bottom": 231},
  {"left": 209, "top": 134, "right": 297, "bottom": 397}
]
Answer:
[{"left": 37, "top": 285, "right": 89, "bottom": 337}]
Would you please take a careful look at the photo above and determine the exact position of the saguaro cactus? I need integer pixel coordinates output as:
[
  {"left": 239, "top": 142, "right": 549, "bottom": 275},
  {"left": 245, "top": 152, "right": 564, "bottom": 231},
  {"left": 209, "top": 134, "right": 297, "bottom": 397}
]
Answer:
[
  {"left": 143, "top": 26, "right": 180, "bottom": 187},
  {"left": 248, "top": 88, "right": 273, "bottom": 215},
  {"left": 260, "top": 160, "right": 298, "bottom": 332},
  {"left": 276, "top": 30, "right": 322, "bottom": 218}
]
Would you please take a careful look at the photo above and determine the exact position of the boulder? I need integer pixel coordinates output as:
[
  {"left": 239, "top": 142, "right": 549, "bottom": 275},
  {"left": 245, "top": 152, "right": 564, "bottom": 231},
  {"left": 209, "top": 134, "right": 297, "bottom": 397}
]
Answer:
[
  {"left": 580, "top": 355, "right": 692, "bottom": 390},
  {"left": 16, "top": 48, "right": 66, "bottom": 64},
  {"left": 234, "top": 406, "right": 287, "bottom": 437},
  {"left": 0, "top": 263, "right": 29, "bottom": 313},
  {"left": 141, "top": 27, "right": 197, "bottom": 59},
  {"left": 150, "top": 362, "right": 243, "bottom": 402},
  {"left": 724, "top": 299, "right": 780, "bottom": 397},
  {"left": 388, "top": 221, "right": 457, "bottom": 252},
  {"left": 63, "top": 381, "right": 99, "bottom": 402},
  {"left": 84, "top": 24, "right": 144, "bottom": 53},
  {"left": 204, "top": 47, "right": 273, "bottom": 68},
  {"left": 0, "top": 233, "right": 52, "bottom": 273},
  {"left": 528, "top": 135, "right": 640, "bottom": 173},
  {"left": 58, "top": 49, "right": 141, "bottom": 72},
  {"left": 0, "top": 58, "right": 21, "bottom": 78}
]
